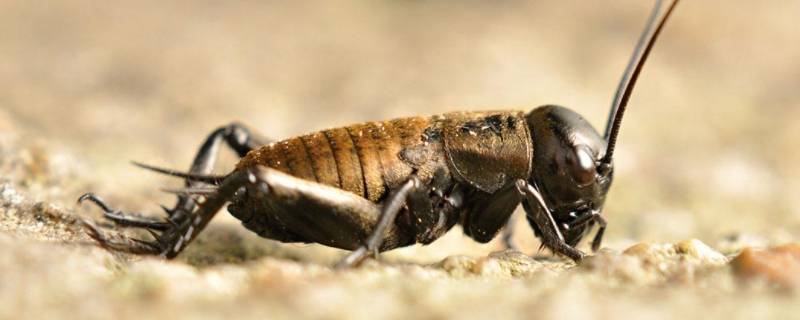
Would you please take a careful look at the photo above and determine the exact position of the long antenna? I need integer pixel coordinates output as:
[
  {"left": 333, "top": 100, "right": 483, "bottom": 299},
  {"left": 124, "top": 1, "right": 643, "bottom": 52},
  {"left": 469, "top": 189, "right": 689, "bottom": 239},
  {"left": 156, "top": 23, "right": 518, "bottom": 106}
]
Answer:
[{"left": 601, "top": 0, "right": 679, "bottom": 165}]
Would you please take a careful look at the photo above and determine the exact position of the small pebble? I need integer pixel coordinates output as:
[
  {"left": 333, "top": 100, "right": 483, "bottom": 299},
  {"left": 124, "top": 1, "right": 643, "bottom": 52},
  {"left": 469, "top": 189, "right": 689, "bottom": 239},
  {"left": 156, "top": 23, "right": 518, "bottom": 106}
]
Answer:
[
  {"left": 436, "top": 255, "right": 476, "bottom": 277},
  {"left": 471, "top": 257, "right": 505, "bottom": 277},
  {"left": 623, "top": 239, "right": 728, "bottom": 266},
  {"left": 730, "top": 244, "right": 800, "bottom": 289}
]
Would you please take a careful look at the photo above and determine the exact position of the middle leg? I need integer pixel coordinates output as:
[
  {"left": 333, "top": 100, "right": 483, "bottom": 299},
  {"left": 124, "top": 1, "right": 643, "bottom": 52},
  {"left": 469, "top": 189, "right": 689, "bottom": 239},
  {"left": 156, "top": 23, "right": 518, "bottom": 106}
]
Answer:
[{"left": 334, "top": 176, "right": 423, "bottom": 268}]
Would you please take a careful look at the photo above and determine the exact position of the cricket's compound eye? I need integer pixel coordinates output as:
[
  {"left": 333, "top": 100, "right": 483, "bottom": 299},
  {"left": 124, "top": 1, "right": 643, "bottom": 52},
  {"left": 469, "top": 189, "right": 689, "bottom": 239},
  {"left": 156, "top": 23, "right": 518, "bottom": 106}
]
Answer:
[{"left": 567, "top": 145, "right": 597, "bottom": 187}]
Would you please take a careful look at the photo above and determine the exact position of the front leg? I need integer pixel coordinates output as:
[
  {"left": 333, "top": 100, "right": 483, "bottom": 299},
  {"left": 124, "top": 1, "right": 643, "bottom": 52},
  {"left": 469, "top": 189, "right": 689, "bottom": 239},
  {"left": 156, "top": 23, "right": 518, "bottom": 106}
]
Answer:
[
  {"left": 515, "top": 180, "right": 585, "bottom": 262},
  {"left": 564, "top": 210, "right": 607, "bottom": 252}
]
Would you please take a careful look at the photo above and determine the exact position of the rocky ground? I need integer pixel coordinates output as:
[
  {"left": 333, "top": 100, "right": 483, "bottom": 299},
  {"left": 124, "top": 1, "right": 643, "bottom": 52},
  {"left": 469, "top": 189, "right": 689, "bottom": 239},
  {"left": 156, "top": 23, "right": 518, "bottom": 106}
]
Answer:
[
  {"left": 1, "top": 136, "right": 799, "bottom": 320},
  {"left": 2, "top": 1, "right": 800, "bottom": 319}
]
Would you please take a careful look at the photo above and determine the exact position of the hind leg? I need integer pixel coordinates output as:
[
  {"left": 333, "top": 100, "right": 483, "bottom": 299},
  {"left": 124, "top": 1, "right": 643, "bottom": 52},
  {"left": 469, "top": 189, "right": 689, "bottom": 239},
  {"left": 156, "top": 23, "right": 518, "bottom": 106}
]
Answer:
[
  {"left": 79, "top": 123, "right": 270, "bottom": 255},
  {"left": 82, "top": 165, "right": 428, "bottom": 264},
  {"left": 186, "top": 122, "right": 270, "bottom": 173},
  {"left": 82, "top": 166, "right": 413, "bottom": 260},
  {"left": 81, "top": 169, "right": 257, "bottom": 258},
  {"left": 81, "top": 122, "right": 269, "bottom": 226},
  {"left": 231, "top": 167, "right": 403, "bottom": 248},
  {"left": 170, "top": 122, "right": 270, "bottom": 222},
  {"left": 229, "top": 167, "right": 429, "bottom": 268}
]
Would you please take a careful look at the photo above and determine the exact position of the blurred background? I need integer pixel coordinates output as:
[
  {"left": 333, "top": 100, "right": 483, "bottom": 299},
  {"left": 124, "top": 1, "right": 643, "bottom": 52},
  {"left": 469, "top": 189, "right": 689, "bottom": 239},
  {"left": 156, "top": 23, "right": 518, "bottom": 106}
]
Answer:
[{"left": 1, "top": 0, "right": 799, "bottom": 257}]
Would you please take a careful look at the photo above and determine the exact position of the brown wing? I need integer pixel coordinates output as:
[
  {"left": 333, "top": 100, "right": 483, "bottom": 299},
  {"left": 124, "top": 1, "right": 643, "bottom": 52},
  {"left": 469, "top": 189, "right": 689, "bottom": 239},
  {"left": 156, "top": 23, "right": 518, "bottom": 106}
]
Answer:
[{"left": 441, "top": 111, "right": 533, "bottom": 193}]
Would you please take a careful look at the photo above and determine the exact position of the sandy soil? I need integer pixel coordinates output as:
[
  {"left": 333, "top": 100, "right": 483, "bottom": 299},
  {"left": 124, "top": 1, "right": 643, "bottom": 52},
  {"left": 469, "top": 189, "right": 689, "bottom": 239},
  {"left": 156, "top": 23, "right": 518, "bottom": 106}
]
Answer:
[{"left": 1, "top": 1, "right": 799, "bottom": 319}]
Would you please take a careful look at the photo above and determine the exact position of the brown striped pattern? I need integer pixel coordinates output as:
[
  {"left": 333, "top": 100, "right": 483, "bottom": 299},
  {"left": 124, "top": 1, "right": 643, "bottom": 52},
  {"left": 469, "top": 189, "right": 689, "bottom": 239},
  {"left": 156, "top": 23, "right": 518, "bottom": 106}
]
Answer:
[
  {"left": 236, "top": 116, "right": 432, "bottom": 202},
  {"left": 346, "top": 122, "right": 385, "bottom": 201},
  {"left": 300, "top": 132, "right": 340, "bottom": 188},
  {"left": 280, "top": 137, "right": 316, "bottom": 181},
  {"left": 324, "top": 127, "right": 365, "bottom": 197}
]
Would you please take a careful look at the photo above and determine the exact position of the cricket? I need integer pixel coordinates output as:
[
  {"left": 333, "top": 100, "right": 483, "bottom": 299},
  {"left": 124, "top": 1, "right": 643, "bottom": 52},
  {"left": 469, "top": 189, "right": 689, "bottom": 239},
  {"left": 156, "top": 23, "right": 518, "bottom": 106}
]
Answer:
[{"left": 79, "top": 0, "right": 680, "bottom": 268}]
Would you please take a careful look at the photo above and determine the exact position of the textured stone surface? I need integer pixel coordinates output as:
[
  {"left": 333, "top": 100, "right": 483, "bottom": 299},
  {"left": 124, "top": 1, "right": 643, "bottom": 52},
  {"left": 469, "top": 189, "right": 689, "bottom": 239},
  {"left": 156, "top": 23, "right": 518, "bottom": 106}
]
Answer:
[{"left": 2, "top": 173, "right": 799, "bottom": 319}]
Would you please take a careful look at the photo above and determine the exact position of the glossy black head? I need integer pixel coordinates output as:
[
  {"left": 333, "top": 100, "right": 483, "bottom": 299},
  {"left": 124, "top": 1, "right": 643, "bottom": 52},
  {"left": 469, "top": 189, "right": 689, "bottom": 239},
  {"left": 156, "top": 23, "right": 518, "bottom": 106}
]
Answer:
[
  {"left": 526, "top": 106, "right": 612, "bottom": 247},
  {"left": 522, "top": 0, "right": 679, "bottom": 250}
]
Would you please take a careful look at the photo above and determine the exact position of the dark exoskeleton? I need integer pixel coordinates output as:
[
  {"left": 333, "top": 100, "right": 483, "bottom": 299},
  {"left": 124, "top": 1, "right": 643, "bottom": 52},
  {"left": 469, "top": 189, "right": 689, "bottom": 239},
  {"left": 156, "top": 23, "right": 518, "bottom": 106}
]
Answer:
[{"left": 79, "top": 0, "right": 680, "bottom": 267}]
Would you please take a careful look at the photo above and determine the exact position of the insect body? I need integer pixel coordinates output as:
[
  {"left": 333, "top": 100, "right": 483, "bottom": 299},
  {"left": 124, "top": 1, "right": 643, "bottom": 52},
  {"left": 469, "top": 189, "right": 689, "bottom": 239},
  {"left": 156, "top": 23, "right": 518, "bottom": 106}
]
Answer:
[{"left": 79, "top": 0, "right": 680, "bottom": 267}]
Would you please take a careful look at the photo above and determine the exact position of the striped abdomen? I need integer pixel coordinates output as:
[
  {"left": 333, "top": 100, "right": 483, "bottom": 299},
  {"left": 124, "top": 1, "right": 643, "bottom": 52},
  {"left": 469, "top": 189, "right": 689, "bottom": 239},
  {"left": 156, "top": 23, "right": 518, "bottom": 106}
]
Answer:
[{"left": 236, "top": 117, "right": 434, "bottom": 202}]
